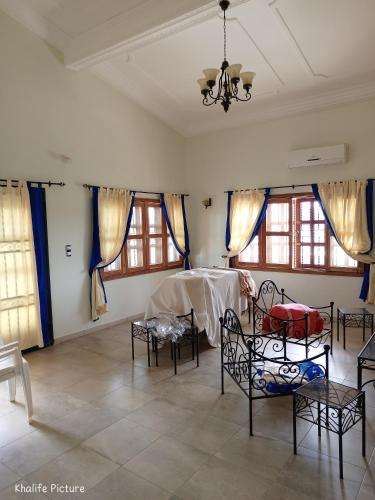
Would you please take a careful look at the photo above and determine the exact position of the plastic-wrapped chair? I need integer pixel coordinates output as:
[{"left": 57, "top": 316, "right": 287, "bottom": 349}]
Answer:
[{"left": 0, "top": 341, "right": 33, "bottom": 423}]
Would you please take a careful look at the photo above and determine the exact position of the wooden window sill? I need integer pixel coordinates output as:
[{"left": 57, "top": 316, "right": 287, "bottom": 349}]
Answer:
[
  {"left": 102, "top": 263, "right": 183, "bottom": 281},
  {"left": 234, "top": 263, "right": 363, "bottom": 278}
]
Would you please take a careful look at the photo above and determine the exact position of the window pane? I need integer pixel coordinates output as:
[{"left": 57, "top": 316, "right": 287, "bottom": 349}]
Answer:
[
  {"left": 330, "top": 238, "right": 358, "bottom": 268},
  {"left": 300, "top": 224, "right": 311, "bottom": 243},
  {"left": 313, "top": 223, "right": 325, "bottom": 243},
  {"left": 104, "top": 255, "right": 121, "bottom": 272},
  {"left": 300, "top": 201, "right": 311, "bottom": 221},
  {"left": 266, "top": 203, "right": 289, "bottom": 232},
  {"left": 239, "top": 236, "right": 259, "bottom": 263},
  {"left": 127, "top": 239, "right": 143, "bottom": 268},
  {"left": 128, "top": 206, "right": 142, "bottom": 235},
  {"left": 148, "top": 206, "right": 162, "bottom": 234},
  {"left": 266, "top": 236, "right": 289, "bottom": 264},
  {"left": 149, "top": 237, "right": 163, "bottom": 265},
  {"left": 314, "top": 201, "right": 325, "bottom": 221},
  {"left": 314, "top": 246, "right": 325, "bottom": 266},
  {"left": 168, "top": 237, "right": 180, "bottom": 263},
  {"left": 301, "top": 245, "right": 311, "bottom": 265}
]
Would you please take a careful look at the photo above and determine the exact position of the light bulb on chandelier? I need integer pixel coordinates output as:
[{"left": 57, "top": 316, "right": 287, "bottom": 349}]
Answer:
[{"left": 197, "top": 0, "right": 256, "bottom": 112}]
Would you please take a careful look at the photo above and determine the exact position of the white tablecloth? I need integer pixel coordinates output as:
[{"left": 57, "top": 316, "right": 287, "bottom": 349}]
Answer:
[{"left": 144, "top": 268, "right": 250, "bottom": 347}]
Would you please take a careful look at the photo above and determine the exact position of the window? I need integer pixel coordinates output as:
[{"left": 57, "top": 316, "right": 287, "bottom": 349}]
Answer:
[
  {"left": 103, "top": 198, "right": 183, "bottom": 280},
  {"left": 234, "top": 193, "right": 363, "bottom": 276}
]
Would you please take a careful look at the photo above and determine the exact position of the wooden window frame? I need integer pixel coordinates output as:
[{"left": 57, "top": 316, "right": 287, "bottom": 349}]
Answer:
[
  {"left": 234, "top": 193, "right": 364, "bottom": 277},
  {"left": 103, "top": 198, "right": 183, "bottom": 281}
]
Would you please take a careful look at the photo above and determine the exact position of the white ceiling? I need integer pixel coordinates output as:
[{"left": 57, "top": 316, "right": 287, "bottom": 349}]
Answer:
[{"left": 2, "top": 0, "right": 375, "bottom": 136}]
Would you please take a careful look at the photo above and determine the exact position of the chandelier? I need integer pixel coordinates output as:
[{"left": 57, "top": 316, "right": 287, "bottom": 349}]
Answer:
[{"left": 197, "top": 0, "right": 255, "bottom": 112}]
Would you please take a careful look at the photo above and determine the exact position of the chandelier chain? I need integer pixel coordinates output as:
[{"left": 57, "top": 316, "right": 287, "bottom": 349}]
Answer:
[{"left": 223, "top": 9, "right": 227, "bottom": 61}]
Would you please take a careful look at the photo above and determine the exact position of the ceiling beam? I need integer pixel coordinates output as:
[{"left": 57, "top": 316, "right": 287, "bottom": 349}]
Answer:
[
  {"left": 64, "top": 0, "right": 250, "bottom": 70},
  {"left": 64, "top": 0, "right": 217, "bottom": 70}
]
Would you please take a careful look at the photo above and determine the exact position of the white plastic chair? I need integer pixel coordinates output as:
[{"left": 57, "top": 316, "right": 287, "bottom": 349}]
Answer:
[{"left": 0, "top": 341, "right": 33, "bottom": 423}]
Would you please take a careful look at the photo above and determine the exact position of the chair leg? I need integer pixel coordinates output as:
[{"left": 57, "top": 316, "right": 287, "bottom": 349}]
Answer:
[
  {"left": 155, "top": 337, "right": 159, "bottom": 367},
  {"left": 196, "top": 329, "right": 199, "bottom": 367},
  {"left": 221, "top": 340, "right": 224, "bottom": 395},
  {"left": 293, "top": 394, "right": 297, "bottom": 454},
  {"left": 8, "top": 377, "right": 16, "bottom": 402},
  {"left": 173, "top": 342, "right": 177, "bottom": 375},
  {"left": 249, "top": 396, "right": 253, "bottom": 436},
  {"left": 147, "top": 331, "right": 151, "bottom": 367},
  {"left": 21, "top": 360, "right": 33, "bottom": 423},
  {"left": 317, "top": 402, "right": 321, "bottom": 437},
  {"left": 131, "top": 324, "right": 135, "bottom": 361},
  {"left": 363, "top": 315, "right": 366, "bottom": 342},
  {"left": 362, "top": 393, "right": 366, "bottom": 457},
  {"left": 192, "top": 330, "right": 195, "bottom": 361}
]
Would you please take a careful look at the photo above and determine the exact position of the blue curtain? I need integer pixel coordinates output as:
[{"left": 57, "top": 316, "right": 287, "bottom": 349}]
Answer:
[
  {"left": 27, "top": 183, "right": 54, "bottom": 347},
  {"left": 225, "top": 188, "right": 270, "bottom": 267},
  {"left": 89, "top": 187, "right": 135, "bottom": 313},
  {"left": 89, "top": 187, "right": 102, "bottom": 277},
  {"left": 312, "top": 180, "right": 374, "bottom": 302},
  {"left": 161, "top": 194, "right": 191, "bottom": 270},
  {"left": 360, "top": 179, "right": 374, "bottom": 300}
]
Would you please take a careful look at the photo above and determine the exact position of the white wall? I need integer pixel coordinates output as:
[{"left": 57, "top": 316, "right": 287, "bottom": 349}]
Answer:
[
  {"left": 0, "top": 11, "right": 187, "bottom": 339},
  {"left": 1, "top": 8, "right": 375, "bottom": 343},
  {"left": 186, "top": 100, "right": 375, "bottom": 312}
]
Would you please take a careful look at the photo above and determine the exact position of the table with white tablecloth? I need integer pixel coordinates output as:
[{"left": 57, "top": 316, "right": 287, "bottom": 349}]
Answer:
[{"left": 144, "top": 267, "right": 256, "bottom": 347}]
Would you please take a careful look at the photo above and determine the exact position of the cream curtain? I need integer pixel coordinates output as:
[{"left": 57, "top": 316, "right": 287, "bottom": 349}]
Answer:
[
  {"left": 91, "top": 188, "right": 133, "bottom": 320},
  {"left": 164, "top": 194, "right": 186, "bottom": 254},
  {"left": 317, "top": 180, "right": 375, "bottom": 303},
  {"left": 0, "top": 181, "right": 43, "bottom": 349},
  {"left": 227, "top": 190, "right": 267, "bottom": 258}
]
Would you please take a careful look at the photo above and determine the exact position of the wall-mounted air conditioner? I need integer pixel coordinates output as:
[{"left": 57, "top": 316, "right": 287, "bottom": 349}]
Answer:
[{"left": 288, "top": 144, "right": 347, "bottom": 169}]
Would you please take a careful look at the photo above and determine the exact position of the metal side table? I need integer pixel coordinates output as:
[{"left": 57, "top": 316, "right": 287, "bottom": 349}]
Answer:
[
  {"left": 337, "top": 307, "right": 374, "bottom": 350},
  {"left": 293, "top": 378, "right": 366, "bottom": 479}
]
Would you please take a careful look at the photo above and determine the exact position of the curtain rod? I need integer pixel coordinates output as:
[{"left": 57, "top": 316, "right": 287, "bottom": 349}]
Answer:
[
  {"left": 225, "top": 183, "right": 310, "bottom": 193},
  {"left": 83, "top": 184, "right": 189, "bottom": 197},
  {"left": 0, "top": 179, "right": 65, "bottom": 187},
  {"left": 224, "top": 179, "right": 375, "bottom": 193}
]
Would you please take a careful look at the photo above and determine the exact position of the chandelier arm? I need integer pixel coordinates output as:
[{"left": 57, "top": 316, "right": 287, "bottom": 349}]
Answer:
[
  {"left": 203, "top": 96, "right": 224, "bottom": 106},
  {"left": 233, "top": 93, "right": 252, "bottom": 102},
  {"left": 202, "top": 99, "right": 218, "bottom": 107},
  {"left": 202, "top": 92, "right": 223, "bottom": 106},
  {"left": 208, "top": 87, "right": 220, "bottom": 102}
]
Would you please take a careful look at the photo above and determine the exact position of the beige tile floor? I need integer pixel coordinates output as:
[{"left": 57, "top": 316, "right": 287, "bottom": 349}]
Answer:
[{"left": 0, "top": 319, "right": 374, "bottom": 499}]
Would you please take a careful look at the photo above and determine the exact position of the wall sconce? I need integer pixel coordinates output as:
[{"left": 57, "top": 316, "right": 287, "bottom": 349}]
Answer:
[{"left": 202, "top": 198, "right": 212, "bottom": 209}]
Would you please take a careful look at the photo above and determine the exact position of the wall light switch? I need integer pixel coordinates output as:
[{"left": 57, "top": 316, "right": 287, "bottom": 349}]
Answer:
[{"left": 65, "top": 244, "right": 72, "bottom": 257}]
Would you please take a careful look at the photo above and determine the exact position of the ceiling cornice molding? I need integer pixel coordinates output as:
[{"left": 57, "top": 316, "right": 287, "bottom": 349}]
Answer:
[
  {"left": 186, "top": 80, "right": 375, "bottom": 136},
  {"left": 65, "top": 0, "right": 251, "bottom": 70}
]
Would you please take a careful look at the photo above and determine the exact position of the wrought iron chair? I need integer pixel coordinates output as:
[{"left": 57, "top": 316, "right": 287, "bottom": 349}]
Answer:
[
  {"left": 220, "top": 308, "right": 330, "bottom": 436},
  {"left": 252, "top": 280, "right": 334, "bottom": 358}
]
